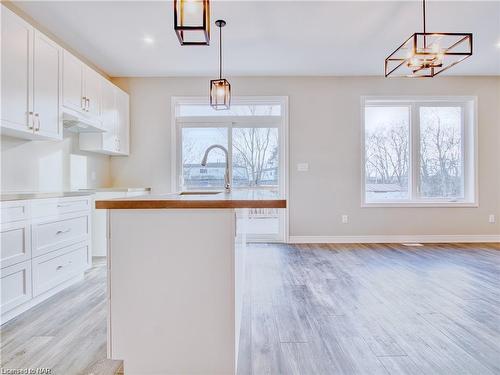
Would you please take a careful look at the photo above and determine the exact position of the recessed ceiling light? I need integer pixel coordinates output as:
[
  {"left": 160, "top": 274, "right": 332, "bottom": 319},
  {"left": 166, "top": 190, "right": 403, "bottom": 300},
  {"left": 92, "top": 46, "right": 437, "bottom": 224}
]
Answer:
[{"left": 143, "top": 36, "right": 155, "bottom": 45}]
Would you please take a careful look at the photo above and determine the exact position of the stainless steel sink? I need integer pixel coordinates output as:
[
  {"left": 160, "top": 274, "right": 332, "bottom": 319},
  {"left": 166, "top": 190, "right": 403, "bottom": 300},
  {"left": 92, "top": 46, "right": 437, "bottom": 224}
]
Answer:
[{"left": 178, "top": 191, "right": 222, "bottom": 196}]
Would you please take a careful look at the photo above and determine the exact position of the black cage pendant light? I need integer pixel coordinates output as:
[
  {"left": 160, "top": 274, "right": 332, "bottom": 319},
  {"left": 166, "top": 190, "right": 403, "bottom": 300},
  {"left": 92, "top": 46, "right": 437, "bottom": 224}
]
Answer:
[
  {"left": 385, "top": 0, "right": 472, "bottom": 78},
  {"left": 174, "top": 0, "right": 210, "bottom": 46},
  {"left": 210, "top": 20, "right": 231, "bottom": 110}
]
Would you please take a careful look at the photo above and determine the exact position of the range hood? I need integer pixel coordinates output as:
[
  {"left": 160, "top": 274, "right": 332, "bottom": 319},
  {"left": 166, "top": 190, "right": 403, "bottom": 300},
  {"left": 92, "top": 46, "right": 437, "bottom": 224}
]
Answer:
[{"left": 62, "top": 111, "right": 106, "bottom": 133}]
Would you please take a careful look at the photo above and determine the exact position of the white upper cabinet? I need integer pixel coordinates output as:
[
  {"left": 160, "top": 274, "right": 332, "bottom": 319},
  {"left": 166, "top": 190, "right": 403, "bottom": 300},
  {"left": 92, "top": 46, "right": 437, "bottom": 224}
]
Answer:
[
  {"left": 1, "top": 6, "right": 61, "bottom": 141},
  {"left": 62, "top": 50, "right": 85, "bottom": 113},
  {"left": 1, "top": 5, "right": 129, "bottom": 153},
  {"left": 1, "top": 6, "right": 34, "bottom": 136},
  {"left": 84, "top": 66, "right": 102, "bottom": 117},
  {"left": 79, "top": 81, "right": 130, "bottom": 156},
  {"left": 33, "top": 31, "right": 62, "bottom": 139},
  {"left": 101, "top": 79, "right": 118, "bottom": 152},
  {"left": 115, "top": 88, "right": 130, "bottom": 155},
  {"left": 62, "top": 51, "right": 102, "bottom": 118}
]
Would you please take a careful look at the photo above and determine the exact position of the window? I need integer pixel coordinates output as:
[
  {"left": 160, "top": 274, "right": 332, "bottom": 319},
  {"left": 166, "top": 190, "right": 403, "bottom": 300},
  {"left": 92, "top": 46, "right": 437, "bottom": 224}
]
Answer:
[
  {"left": 182, "top": 127, "right": 228, "bottom": 190},
  {"left": 173, "top": 97, "right": 288, "bottom": 242},
  {"left": 232, "top": 127, "right": 279, "bottom": 188},
  {"left": 362, "top": 97, "right": 476, "bottom": 206}
]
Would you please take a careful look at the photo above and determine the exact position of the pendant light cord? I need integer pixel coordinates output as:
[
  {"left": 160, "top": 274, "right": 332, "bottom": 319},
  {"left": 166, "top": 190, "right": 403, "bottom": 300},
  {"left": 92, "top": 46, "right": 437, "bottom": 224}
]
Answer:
[
  {"left": 423, "top": 0, "right": 426, "bottom": 34},
  {"left": 219, "top": 24, "right": 222, "bottom": 80},
  {"left": 423, "top": 0, "right": 427, "bottom": 48}
]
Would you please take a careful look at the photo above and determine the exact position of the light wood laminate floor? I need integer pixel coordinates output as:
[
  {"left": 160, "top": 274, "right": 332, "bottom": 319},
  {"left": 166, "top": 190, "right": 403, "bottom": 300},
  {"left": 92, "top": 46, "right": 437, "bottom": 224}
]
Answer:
[
  {"left": 1, "top": 244, "right": 499, "bottom": 375},
  {"left": 236, "top": 243, "right": 500, "bottom": 375},
  {"left": 0, "top": 258, "right": 109, "bottom": 375}
]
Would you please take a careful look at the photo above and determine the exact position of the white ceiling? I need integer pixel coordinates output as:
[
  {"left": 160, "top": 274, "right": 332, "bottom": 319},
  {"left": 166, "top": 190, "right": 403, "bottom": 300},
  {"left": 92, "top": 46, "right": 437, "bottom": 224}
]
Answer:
[{"left": 12, "top": 1, "right": 500, "bottom": 77}]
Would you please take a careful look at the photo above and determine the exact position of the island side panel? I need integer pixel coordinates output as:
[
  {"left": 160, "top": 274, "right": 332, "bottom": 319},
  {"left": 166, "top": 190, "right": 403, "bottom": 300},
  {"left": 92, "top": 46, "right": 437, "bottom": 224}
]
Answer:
[
  {"left": 108, "top": 208, "right": 236, "bottom": 375},
  {"left": 234, "top": 208, "right": 247, "bottom": 367}
]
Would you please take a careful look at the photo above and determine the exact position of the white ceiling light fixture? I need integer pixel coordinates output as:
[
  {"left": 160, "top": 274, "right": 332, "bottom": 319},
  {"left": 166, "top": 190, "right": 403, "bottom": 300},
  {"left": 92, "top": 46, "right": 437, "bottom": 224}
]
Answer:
[{"left": 143, "top": 36, "right": 155, "bottom": 45}]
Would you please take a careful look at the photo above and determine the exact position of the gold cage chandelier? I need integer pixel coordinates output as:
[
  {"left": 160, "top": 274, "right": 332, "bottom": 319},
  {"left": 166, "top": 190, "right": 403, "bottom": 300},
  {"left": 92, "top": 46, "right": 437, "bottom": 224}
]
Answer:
[{"left": 385, "top": 0, "right": 473, "bottom": 78}]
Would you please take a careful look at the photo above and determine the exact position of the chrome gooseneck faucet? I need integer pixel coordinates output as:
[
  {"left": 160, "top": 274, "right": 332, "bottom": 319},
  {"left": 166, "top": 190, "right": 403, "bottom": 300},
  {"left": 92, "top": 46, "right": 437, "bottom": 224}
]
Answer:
[{"left": 201, "top": 144, "right": 230, "bottom": 192}]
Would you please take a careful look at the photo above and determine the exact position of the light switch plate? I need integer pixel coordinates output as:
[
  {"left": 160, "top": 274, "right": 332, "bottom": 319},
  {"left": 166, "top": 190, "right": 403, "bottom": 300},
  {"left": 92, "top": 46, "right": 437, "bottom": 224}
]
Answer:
[{"left": 297, "top": 163, "right": 309, "bottom": 172}]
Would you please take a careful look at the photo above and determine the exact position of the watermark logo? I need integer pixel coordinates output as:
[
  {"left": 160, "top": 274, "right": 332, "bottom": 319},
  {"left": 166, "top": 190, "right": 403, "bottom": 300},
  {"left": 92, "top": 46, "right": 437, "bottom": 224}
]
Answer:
[{"left": 1, "top": 369, "right": 52, "bottom": 374}]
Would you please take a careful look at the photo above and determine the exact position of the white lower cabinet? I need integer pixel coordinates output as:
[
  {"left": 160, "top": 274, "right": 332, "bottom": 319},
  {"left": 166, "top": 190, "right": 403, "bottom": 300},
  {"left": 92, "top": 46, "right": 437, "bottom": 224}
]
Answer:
[
  {"left": 0, "top": 261, "right": 32, "bottom": 314},
  {"left": 0, "top": 196, "right": 92, "bottom": 324},
  {"left": 32, "top": 242, "right": 89, "bottom": 296},
  {"left": 0, "top": 221, "right": 31, "bottom": 268},
  {"left": 32, "top": 214, "right": 90, "bottom": 258}
]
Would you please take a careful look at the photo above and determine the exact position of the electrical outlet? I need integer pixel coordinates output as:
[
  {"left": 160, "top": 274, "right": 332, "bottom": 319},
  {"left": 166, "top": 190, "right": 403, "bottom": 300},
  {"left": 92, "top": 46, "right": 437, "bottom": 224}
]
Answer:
[
  {"left": 489, "top": 214, "right": 496, "bottom": 224},
  {"left": 341, "top": 214, "right": 349, "bottom": 224},
  {"left": 297, "top": 163, "right": 309, "bottom": 172}
]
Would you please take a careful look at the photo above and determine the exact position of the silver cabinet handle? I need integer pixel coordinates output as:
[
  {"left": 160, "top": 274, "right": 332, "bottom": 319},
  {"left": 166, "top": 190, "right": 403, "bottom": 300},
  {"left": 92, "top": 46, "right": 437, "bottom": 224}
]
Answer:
[
  {"left": 28, "top": 111, "right": 34, "bottom": 129},
  {"left": 34, "top": 113, "right": 40, "bottom": 132},
  {"left": 86, "top": 98, "right": 90, "bottom": 111},
  {"left": 82, "top": 96, "right": 86, "bottom": 110},
  {"left": 56, "top": 228, "right": 71, "bottom": 235}
]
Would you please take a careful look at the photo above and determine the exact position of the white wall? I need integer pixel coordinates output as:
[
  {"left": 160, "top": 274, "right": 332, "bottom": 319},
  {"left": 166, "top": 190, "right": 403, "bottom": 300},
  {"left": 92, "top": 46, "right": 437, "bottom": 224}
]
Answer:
[
  {"left": 1, "top": 133, "right": 110, "bottom": 192},
  {"left": 110, "top": 76, "right": 500, "bottom": 238}
]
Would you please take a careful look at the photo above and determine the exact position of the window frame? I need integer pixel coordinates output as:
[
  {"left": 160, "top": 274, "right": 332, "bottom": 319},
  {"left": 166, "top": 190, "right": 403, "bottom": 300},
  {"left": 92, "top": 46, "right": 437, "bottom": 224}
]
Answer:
[
  {"left": 361, "top": 96, "right": 478, "bottom": 208},
  {"left": 171, "top": 96, "right": 290, "bottom": 243}
]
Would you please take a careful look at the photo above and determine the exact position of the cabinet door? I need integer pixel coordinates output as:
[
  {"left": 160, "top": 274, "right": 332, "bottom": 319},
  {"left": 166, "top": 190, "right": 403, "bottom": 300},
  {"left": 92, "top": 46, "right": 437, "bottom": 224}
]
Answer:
[
  {"left": 33, "top": 31, "right": 62, "bottom": 140},
  {"left": 84, "top": 66, "right": 102, "bottom": 117},
  {"left": 1, "top": 6, "right": 34, "bottom": 134},
  {"left": 115, "top": 88, "right": 130, "bottom": 155},
  {"left": 101, "top": 80, "right": 118, "bottom": 152},
  {"left": 63, "top": 50, "right": 84, "bottom": 112},
  {"left": 1, "top": 261, "right": 32, "bottom": 315},
  {"left": 0, "top": 221, "right": 31, "bottom": 269}
]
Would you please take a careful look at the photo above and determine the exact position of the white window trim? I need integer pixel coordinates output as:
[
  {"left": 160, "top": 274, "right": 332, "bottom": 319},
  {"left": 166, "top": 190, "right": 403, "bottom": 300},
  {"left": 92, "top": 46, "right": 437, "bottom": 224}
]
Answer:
[
  {"left": 171, "top": 96, "right": 290, "bottom": 242},
  {"left": 360, "top": 95, "right": 478, "bottom": 208}
]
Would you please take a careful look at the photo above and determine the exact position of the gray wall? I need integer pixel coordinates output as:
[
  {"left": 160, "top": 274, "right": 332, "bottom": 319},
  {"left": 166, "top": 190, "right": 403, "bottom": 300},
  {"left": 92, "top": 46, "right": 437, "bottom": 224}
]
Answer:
[{"left": 110, "top": 76, "right": 500, "bottom": 238}]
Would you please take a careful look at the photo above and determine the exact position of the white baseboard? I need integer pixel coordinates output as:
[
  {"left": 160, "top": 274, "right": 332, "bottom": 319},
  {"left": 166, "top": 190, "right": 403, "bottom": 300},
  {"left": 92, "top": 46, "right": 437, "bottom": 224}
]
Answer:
[{"left": 288, "top": 234, "right": 500, "bottom": 244}]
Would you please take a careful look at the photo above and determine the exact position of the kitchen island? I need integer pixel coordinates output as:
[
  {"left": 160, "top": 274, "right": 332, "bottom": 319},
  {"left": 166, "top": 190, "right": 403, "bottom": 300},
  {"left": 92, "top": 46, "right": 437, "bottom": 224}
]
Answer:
[{"left": 96, "top": 190, "right": 286, "bottom": 375}]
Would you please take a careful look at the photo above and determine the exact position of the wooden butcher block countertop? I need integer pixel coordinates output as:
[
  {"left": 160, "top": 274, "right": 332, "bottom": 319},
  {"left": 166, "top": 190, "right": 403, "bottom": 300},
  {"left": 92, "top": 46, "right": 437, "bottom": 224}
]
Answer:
[{"left": 96, "top": 189, "right": 286, "bottom": 209}]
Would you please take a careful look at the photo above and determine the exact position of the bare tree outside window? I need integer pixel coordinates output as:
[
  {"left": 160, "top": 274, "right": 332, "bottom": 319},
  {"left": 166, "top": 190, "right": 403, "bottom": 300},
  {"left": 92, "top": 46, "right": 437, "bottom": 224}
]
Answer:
[
  {"left": 365, "top": 106, "right": 410, "bottom": 201},
  {"left": 232, "top": 127, "right": 279, "bottom": 188},
  {"left": 419, "top": 107, "right": 463, "bottom": 198}
]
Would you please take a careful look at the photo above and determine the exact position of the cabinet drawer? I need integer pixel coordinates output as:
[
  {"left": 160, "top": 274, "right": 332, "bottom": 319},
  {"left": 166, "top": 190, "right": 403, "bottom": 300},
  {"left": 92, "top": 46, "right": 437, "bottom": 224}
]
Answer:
[
  {"left": 32, "top": 214, "right": 90, "bottom": 257},
  {"left": 32, "top": 242, "right": 89, "bottom": 296},
  {"left": 0, "top": 221, "right": 31, "bottom": 268},
  {"left": 1, "top": 201, "right": 29, "bottom": 224},
  {"left": 31, "top": 197, "right": 91, "bottom": 218},
  {"left": 1, "top": 260, "right": 32, "bottom": 314}
]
